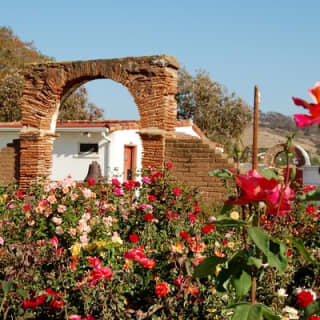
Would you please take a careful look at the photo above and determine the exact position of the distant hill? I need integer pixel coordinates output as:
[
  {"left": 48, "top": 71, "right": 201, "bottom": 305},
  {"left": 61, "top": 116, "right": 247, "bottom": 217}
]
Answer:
[{"left": 241, "top": 111, "right": 320, "bottom": 163}]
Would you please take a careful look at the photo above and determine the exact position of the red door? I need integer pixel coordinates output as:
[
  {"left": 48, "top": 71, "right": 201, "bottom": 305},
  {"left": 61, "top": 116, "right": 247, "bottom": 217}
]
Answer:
[{"left": 124, "top": 146, "right": 136, "bottom": 181}]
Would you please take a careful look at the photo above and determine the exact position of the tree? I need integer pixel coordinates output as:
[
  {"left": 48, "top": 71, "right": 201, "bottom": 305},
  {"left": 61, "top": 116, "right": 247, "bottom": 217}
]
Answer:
[
  {"left": 0, "top": 26, "right": 103, "bottom": 121},
  {"left": 176, "top": 67, "right": 252, "bottom": 144}
]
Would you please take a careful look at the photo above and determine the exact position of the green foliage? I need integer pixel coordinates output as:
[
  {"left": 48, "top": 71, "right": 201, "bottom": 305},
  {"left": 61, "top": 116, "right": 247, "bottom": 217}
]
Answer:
[
  {"left": 176, "top": 67, "right": 252, "bottom": 144},
  {"left": 0, "top": 26, "right": 103, "bottom": 121},
  {"left": 229, "top": 303, "right": 280, "bottom": 320}
]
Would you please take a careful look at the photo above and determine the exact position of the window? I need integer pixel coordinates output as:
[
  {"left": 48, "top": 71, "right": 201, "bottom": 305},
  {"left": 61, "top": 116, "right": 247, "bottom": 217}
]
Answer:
[{"left": 79, "top": 143, "right": 99, "bottom": 154}]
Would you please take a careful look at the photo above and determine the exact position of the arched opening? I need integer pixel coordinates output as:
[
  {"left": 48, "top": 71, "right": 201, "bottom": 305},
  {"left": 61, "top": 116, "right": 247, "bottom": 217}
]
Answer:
[
  {"left": 51, "top": 79, "right": 141, "bottom": 181},
  {"left": 18, "top": 56, "right": 180, "bottom": 188}
]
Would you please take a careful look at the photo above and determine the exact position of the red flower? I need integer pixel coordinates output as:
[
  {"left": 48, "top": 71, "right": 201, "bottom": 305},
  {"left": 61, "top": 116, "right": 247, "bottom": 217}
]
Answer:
[
  {"left": 23, "top": 203, "right": 31, "bottom": 212},
  {"left": 23, "top": 294, "right": 47, "bottom": 309},
  {"left": 50, "top": 236, "right": 59, "bottom": 248},
  {"left": 222, "top": 239, "right": 228, "bottom": 246},
  {"left": 173, "top": 275, "right": 184, "bottom": 286},
  {"left": 173, "top": 188, "right": 181, "bottom": 196},
  {"left": 85, "top": 316, "right": 96, "bottom": 320},
  {"left": 49, "top": 298, "right": 64, "bottom": 310},
  {"left": 194, "top": 206, "right": 201, "bottom": 214},
  {"left": 293, "top": 82, "right": 320, "bottom": 128},
  {"left": 129, "top": 233, "right": 139, "bottom": 243},
  {"left": 111, "top": 178, "right": 121, "bottom": 187},
  {"left": 88, "top": 178, "right": 96, "bottom": 186},
  {"left": 144, "top": 213, "right": 154, "bottom": 221},
  {"left": 286, "top": 249, "right": 292, "bottom": 256},
  {"left": 45, "top": 288, "right": 63, "bottom": 297},
  {"left": 227, "top": 169, "right": 294, "bottom": 216},
  {"left": 124, "top": 248, "right": 146, "bottom": 261},
  {"left": 139, "top": 258, "right": 156, "bottom": 269},
  {"left": 15, "top": 190, "right": 24, "bottom": 198},
  {"left": 297, "top": 290, "right": 314, "bottom": 308},
  {"left": 201, "top": 224, "right": 216, "bottom": 234},
  {"left": 155, "top": 282, "right": 170, "bottom": 298},
  {"left": 166, "top": 162, "right": 173, "bottom": 169},
  {"left": 148, "top": 194, "right": 157, "bottom": 202},
  {"left": 306, "top": 205, "right": 316, "bottom": 214},
  {"left": 180, "top": 232, "right": 190, "bottom": 240},
  {"left": 308, "top": 316, "right": 320, "bottom": 320}
]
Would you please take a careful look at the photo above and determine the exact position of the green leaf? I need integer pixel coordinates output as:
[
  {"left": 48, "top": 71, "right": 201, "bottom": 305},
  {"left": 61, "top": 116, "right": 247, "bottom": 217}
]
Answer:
[
  {"left": 298, "top": 186, "right": 320, "bottom": 201},
  {"left": 193, "top": 256, "right": 226, "bottom": 279},
  {"left": 231, "top": 303, "right": 263, "bottom": 320},
  {"left": 221, "top": 204, "right": 233, "bottom": 214},
  {"left": 247, "top": 227, "right": 287, "bottom": 273},
  {"left": 231, "top": 269, "right": 251, "bottom": 298},
  {"left": 291, "top": 237, "right": 314, "bottom": 263},
  {"left": 228, "top": 303, "right": 280, "bottom": 320},
  {"left": 214, "top": 216, "right": 247, "bottom": 228},
  {"left": 247, "top": 256, "right": 262, "bottom": 269},
  {"left": 209, "top": 168, "right": 233, "bottom": 178},
  {"left": 260, "top": 169, "right": 279, "bottom": 181},
  {"left": 303, "top": 299, "right": 320, "bottom": 319},
  {"left": 290, "top": 166, "right": 296, "bottom": 182},
  {"left": 260, "top": 305, "right": 281, "bottom": 320},
  {"left": 1, "top": 280, "right": 14, "bottom": 295}
]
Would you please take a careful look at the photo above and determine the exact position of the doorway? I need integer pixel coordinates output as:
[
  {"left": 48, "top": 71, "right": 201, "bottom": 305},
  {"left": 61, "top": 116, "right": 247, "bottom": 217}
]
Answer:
[{"left": 124, "top": 145, "right": 137, "bottom": 181}]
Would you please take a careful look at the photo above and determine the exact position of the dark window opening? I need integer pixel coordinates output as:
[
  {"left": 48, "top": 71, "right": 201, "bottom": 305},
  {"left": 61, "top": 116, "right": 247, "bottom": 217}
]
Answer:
[{"left": 79, "top": 143, "right": 98, "bottom": 154}]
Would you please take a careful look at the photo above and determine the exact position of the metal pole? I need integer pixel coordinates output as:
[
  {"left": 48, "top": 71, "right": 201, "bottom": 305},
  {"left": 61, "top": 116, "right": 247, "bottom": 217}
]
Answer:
[{"left": 252, "top": 85, "right": 260, "bottom": 170}]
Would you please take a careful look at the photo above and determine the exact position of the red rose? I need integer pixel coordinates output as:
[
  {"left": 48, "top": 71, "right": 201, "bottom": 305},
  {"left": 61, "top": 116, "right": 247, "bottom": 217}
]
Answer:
[
  {"left": 15, "top": 190, "right": 24, "bottom": 198},
  {"left": 45, "top": 288, "right": 63, "bottom": 297},
  {"left": 88, "top": 178, "right": 96, "bottom": 186},
  {"left": 23, "top": 294, "right": 47, "bottom": 309},
  {"left": 139, "top": 258, "right": 156, "bottom": 269},
  {"left": 180, "top": 232, "right": 190, "bottom": 240},
  {"left": 306, "top": 205, "right": 316, "bottom": 214},
  {"left": 173, "top": 188, "right": 181, "bottom": 196},
  {"left": 308, "top": 316, "right": 320, "bottom": 320},
  {"left": 148, "top": 194, "right": 157, "bottom": 202},
  {"left": 49, "top": 298, "right": 64, "bottom": 310},
  {"left": 297, "top": 290, "right": 314, "bottom": 308},
  {"left": 166, "top": 163, "right": 173, "bottom": 169},
  {"left": 201, "top": 224, "right": 216, "bottom": 234},
  {"left": 23, "top": 203, "right": 31, "bottom": 212},
  {"left": 129, "top": 233, "right": 139, "bottom": 243},
  {"left": 155, "top": 282, "right": 170, "bottom": 298},
  {"left": 144, "top": 213, "right": 154, "bottom": 221}
]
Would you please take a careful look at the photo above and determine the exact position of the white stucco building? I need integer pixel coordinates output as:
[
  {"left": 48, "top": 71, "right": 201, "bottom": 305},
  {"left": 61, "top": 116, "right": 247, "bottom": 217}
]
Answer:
[{"left": 0, "top": 119, "right": 203, "bottom": 182}]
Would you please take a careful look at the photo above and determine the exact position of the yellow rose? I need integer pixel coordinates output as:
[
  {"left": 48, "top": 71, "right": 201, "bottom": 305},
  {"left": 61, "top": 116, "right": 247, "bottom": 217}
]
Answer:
[
  {"left": 230, "top": 211, "right": 239, "bottom": 220},
  {"left": 70, "top": 243, "right": 82, "bottom": 257},
  {"left": 227, "top": 241, "right": 235, "bottom": 249}
]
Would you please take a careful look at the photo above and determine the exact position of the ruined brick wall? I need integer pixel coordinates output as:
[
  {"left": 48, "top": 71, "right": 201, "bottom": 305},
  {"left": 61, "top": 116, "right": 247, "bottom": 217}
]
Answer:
[
  {"left": 19, "top": 55, "right": 179, "bottom": 188},
  {"left": 165, "top": 135, "right": 234, "bottom": 201},
  {"left": 0, "top": 140, "right": 19, "bottom": 185}
]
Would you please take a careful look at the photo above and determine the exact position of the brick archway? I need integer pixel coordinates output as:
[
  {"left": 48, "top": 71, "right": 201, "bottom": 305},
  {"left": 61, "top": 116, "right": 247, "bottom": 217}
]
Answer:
[
  {"left": 18, "top": 55, "right": 179, "bottom": 187},
  {"left": 263, "top": 144, "right": 308, "bottom": 167}
]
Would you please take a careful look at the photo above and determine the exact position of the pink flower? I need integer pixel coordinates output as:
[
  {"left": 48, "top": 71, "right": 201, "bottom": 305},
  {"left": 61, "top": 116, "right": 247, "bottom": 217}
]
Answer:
[
  {"left": 69, "top": 315, "right": 82, "bottom": 320},
  {"left": 85, "top": 316, "right": 95, "bottom": 320},
  {"left": 142, "top": 177, "right": 151, "bottom": 184},
  {"left": 227, "top": 169, "right": 294, "bottom": 216},
  {"left": 114, "top": 188, "right": 124, "bottom": 196},
  {"left": 0, "top": 237, "right": 4, "bottom": 246},
  {"left": 58, "top": 205, "right": 67, "bottom": 213},
  {"left": 292, "top": 82, "right": 320, "bottom": 127},
  {"left": 69, "top": 315, "right": 81, "bottom": 320},
  {"left": 50, "top": 236, "right": 59, "bottom": 248}
]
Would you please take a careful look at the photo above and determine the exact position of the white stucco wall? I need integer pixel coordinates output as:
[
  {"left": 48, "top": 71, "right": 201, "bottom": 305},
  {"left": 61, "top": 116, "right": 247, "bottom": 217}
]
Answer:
[
  {"left": 105, "top": 129, "right": 143, "bottom": 181},
  {"left": 0, "top": 132, "right": 18, "bottom": 149},
  {"left": 0, "top": 125, "right": 200, "bottom": 182},
  {"left": 302, "top": 166, "right": 320, "bottom": 185},
  {"left": 51, "top": 131, "right": 107, "bottom": 181},
  {"left": 175, "top": 126, "right": 200, "bottom": 137}
]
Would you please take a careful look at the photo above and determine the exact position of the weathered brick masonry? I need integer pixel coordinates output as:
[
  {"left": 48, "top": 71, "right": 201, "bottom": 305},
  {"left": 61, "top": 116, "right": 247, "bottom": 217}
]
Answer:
[
  {"left": 19, "top": 55, "right": 179, "bottom": 188},
  {"left": 0, "top": 140, "right": 19, "bottom": 185},
  {"left": 165, "top": 134, "right": 234, "bottom": 201},
  {"left": 1, "top": 54, "right": 235, "bottom": 200}
]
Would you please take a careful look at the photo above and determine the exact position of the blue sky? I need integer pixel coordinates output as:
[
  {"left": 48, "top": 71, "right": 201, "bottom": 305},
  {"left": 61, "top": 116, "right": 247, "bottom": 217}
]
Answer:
[{"left": 2, "top": 1, "right": 320, "bottom": 120}]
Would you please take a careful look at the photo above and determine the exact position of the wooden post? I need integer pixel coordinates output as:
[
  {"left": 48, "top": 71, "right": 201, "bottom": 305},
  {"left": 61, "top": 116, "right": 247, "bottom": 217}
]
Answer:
[{"left": 252, "top": 85, "right": 260, "bottom": 170}]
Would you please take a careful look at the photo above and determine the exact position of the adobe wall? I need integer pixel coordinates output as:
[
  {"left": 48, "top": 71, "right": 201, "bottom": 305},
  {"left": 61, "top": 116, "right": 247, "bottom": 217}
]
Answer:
[
  {"left": 0, "top": 140, "right": 19, "bottom": 186},
  {"left": 18, "top": 55, "right": 179, "bottom": 188}
]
